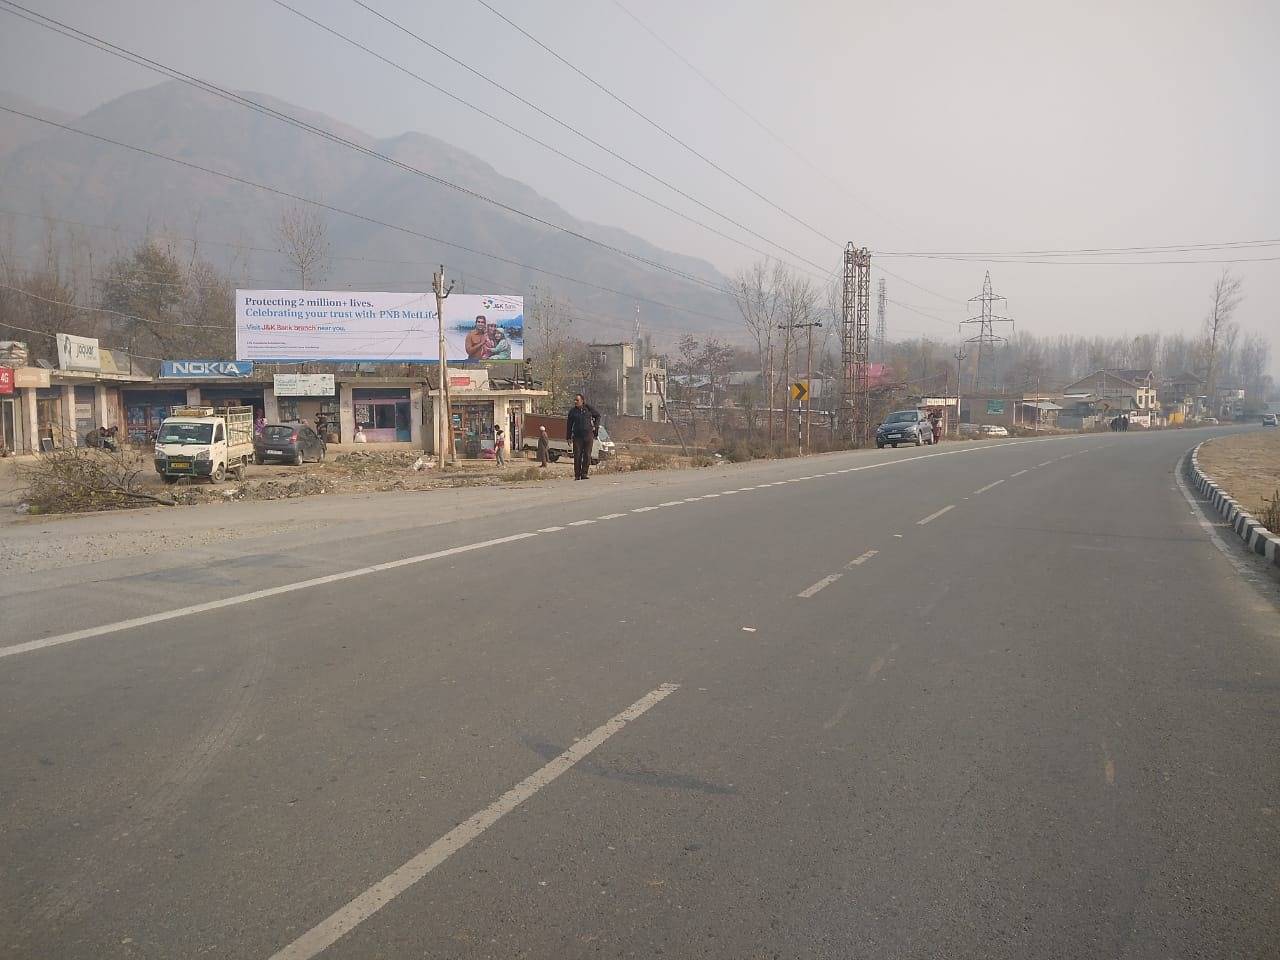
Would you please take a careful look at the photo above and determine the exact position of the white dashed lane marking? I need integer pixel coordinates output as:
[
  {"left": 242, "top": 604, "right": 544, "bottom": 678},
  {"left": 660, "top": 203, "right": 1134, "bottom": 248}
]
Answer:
[
  {"left": 972, "top": 479, "right": 1005, "bottom": 495},
  {"left": 537, "top": 526, "right": 564, "bottom": 533},
  {"left": 916, "top": 505, "right": 955, "bottom": 525},
  {"left": 846, "top": 550, "right": 879, "bottom": 567},
  {"left": 1010, "top": 469, "right": 1027, "bottom": 478},
  {"left": 798, "top": 574, "right": 842, "bottom": 598},
  {"left": 266, "top": 684, "right": 680, "bottom": 960},
  {"left": 567, "top": 519, "right": 596, "bottom": 526}
]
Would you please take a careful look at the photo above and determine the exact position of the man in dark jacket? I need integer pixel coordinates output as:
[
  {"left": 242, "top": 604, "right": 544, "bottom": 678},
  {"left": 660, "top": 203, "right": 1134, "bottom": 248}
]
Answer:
[{"left": 566, "top": 393, "right": 600, "bottom": 480}]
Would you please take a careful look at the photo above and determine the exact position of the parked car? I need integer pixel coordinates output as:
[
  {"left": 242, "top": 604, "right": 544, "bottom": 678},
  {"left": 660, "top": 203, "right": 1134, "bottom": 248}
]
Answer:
[
  {"left": 979, "top": 424, "right": 1009, "bottom": 437},
  {"left": 876, "top": 409, "right": 934, "bottom": 448},
  {"left": 1262, "top": 413, "right": 1277, "bottom": 426},
  {"left": 254, "top": 423, "right": 326, "bottom": 465},
  {"left": 1202, "top": 417, "right": 1219, "bottom": 425}
]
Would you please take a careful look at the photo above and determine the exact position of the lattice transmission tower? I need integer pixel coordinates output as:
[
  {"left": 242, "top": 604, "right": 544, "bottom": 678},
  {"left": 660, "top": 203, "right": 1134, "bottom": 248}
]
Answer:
[
  {"left": 960, "top": 271, "right": 1013, "bottom": 394},
  {"left": 840, "top": 242, "right": 873, "bottom": 445},
  {"left": 875, "top": 278, "right": 887, "bottom": 363}
]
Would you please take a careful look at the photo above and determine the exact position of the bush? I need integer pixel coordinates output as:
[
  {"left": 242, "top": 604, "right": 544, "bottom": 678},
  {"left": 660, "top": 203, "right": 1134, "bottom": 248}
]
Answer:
[
  {"left": 1259, "top": 489, "right": 1280, "bottom": 532},
  {"left": 690, "top": 454, "right": 717, "bottom": 468},
  {"left": 21, "top": 447, "right": 175, "bottom": 513},
  {"left": 506, "top": 465, "right": 546, "bottom": 482},
  {"left": 632, "top": 452, "right": 672, "bottom": 471}
]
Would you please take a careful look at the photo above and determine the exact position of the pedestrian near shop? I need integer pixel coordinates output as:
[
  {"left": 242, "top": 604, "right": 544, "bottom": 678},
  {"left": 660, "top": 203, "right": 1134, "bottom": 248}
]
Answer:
[
  {"left": 537, "top": 425, "right": 550, "bottom": 467},
  {"left": 493, "top": 424, "right": 506, "bottom": 467},
  {"left": 566, "top": 393, "right": 599, "bottom": 480}
]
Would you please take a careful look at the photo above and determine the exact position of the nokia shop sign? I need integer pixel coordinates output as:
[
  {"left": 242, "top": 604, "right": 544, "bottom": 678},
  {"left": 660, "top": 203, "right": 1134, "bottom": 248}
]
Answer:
[{"left": 160, "top": 360, "right": 255, "bottom": 379}]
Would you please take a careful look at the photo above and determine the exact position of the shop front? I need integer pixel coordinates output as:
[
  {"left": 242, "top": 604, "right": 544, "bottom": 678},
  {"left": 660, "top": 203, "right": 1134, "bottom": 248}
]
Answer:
[
  {"left": 35, "top": 387, "right": 63, "bottom": 450},
  {"left": 427, "top": 375, "right": 548, "bottom": 458},
  {"left": 122, "top": 389, "right": 190, "bottom": 444},
  {"left": 352, "top": 387, "right": 412, "bottom": 442},
  {"left": 198, "top": 385, "right": 269, "bottom": 419},
  {"left": 73, "top": 384, "right": 97, "bottom": 445}
]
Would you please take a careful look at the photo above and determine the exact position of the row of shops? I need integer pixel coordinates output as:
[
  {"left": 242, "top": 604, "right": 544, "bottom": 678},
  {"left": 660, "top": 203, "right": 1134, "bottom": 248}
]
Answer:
[{"left": 0, "top": 361, "right": 547, "bottom": 458}]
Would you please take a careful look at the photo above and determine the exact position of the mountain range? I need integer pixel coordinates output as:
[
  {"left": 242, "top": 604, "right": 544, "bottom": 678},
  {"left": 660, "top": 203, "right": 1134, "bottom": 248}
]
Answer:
[{"left": 0, "top": 82, "right": 739, "bottom": 342}]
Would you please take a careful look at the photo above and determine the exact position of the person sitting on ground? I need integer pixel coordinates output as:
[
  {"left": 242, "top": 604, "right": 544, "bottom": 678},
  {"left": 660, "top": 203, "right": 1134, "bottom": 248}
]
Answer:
[{"left": 354, "top": 424, "right": 368, "bottom": 444}]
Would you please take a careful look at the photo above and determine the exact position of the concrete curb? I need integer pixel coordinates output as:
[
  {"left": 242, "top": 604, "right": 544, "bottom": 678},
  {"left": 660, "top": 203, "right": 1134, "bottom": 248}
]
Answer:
[{"left": 1188, "top": 440, "right": 1280, "bottom": 568}]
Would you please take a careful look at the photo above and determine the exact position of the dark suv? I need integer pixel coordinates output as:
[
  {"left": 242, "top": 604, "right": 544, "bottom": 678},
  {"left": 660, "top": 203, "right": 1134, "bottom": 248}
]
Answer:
[{"left": 876, "top": 410, "right": 933, "bottom": 448}]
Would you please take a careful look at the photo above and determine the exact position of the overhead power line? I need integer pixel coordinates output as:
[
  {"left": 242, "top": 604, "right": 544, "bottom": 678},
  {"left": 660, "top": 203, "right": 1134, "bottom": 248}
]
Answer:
[
  {"left": 0, "top": 2, "right": 755, "bottom": 300},
  {"left": 470, "top": 0, "right": 841, "bottom": 247},
  {"left": 609, "top": 0, "right": 877, "bottom": 222},
  {"left": 0, "top": 280, "right": 230, "bottom": 328},
  {"left": 876, "top": 253, "right": 1280, "bottom": 266},
  {"left": 0, "top": 106, "right": 747, "bottom": 327},
  {"left": 321, "top": 0, "right": 833, "bottom": 277},
  {"left": 876, "top": 238, "right": 1280, "bottom": 257}
]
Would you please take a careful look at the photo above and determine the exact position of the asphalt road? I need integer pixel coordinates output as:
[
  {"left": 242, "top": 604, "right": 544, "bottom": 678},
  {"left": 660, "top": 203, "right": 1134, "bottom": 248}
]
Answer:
[{"left": 3, "top": 428, "right": 1278, "bottom": 959}]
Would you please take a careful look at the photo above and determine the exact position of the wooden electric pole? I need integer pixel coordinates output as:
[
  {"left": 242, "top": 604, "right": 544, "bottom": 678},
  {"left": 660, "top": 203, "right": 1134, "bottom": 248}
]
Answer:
[{"left": 433, "top": 265, "right": 455, "bottom": 464}]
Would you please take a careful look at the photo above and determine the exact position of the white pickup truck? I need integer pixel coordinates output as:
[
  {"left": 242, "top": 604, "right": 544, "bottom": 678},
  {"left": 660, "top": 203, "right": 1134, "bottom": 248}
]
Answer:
[{"left": 153, "top": 406, "right": 254, "bottom": 484}]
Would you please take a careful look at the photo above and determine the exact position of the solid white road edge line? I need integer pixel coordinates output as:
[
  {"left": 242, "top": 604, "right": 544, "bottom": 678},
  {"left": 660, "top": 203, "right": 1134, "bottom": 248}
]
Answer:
[
  {"left": 798, "top": 574, "right": 842, "bottom": 598},
  {"left": 972, "top": 479, "right": 1005, "bottom": 495},
  {"left": 917, "top": 505, "right": 955, "bottom": 525},
  {"left": 0, "top": 533, "right": 539, "bottom": 661},
  {"left": 266, "top": 683, "right": 680, "bottom": 960}
]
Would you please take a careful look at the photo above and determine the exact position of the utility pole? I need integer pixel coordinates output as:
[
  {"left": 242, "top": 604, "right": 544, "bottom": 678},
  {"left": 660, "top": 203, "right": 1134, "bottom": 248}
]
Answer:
[
  {"left": 781, "top": 319, "right": 822, "bottom": 452},
  {"left": 954, "top": 347, "right": 967, "bottom": 434},
  {"left": 433, "top": 265, "right": 455, "bottom": 464},
  {"left": 960, "top": 271, "right": 1013, "bottom": 398}
]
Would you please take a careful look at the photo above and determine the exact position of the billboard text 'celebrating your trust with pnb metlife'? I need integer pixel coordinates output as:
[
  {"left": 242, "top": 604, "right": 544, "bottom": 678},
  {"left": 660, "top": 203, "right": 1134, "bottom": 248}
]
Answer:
[{"left": 235, "top": 290, "right": 523, "bottom": 363}]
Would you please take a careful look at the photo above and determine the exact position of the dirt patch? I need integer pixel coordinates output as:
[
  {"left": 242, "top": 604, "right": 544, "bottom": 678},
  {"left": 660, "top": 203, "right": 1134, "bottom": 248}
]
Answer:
[{"left": 1197, "top": 430, "right": 1280, "bottom": 522}]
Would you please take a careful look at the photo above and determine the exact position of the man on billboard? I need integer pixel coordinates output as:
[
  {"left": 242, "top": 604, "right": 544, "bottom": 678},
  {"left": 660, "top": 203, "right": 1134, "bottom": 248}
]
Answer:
[{"left": 465, "top": 316, "right": 490, "bottom": 360}]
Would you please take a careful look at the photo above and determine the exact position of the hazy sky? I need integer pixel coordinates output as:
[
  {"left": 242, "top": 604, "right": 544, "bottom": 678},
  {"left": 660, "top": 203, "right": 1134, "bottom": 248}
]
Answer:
[{"left": 2, "top": 0, "right": 1277, "bottom": 368}]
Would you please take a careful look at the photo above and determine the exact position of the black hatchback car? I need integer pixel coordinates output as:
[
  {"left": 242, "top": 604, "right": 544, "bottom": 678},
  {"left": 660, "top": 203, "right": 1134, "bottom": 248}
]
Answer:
[{"left": 254, "top": 423, "right": 327, "bottom": 465}]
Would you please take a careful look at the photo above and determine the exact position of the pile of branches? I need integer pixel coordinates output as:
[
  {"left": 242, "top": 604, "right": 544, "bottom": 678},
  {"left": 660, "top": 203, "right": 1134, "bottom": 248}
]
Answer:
[{"left": 21, "top": 446, "right": 175, "bottom": 513}]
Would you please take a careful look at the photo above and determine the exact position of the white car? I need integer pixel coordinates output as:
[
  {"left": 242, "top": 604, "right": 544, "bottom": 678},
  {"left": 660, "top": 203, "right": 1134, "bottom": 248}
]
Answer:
[{"left": 979, "top": 424, "right": 1009, "bottom": 437}]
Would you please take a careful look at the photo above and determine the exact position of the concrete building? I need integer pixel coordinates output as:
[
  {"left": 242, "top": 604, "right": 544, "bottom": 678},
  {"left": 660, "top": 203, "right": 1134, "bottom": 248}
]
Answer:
[
  {"left": 1062, "top": 369, "right": 1158, "bottom": 414},
  {"left": 588, "top": 342, "right": 667, "bottom": 422}
]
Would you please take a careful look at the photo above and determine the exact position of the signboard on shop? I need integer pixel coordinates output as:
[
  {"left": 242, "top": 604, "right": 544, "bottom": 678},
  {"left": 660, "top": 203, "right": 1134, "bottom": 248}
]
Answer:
[
  {"left": 161, "top": 360, "right": 254, "bottom": 378},
  {"left": 273, "top": 373, "right": 335, "bottom": 396},
  {"left": 57, "top": 333, "right": 100, "bottom": 371},
  {"left": 0, "top": 367, "right": 13, "bottom": 395},
  {"left": 235, "top": 290, "right": 523, "bottom": 362}
]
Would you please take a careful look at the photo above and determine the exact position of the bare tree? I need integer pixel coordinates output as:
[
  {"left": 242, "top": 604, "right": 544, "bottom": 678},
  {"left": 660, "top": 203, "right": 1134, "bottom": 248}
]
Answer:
[
  {"left": 275, "top": 203, "right": 329, "bottom": 290},
  {"left": 527, "top": 287, "right": 586, "bottom": 413},
  {"left": 732, "top": 259, "right": 787, "bottom": 442},
  {"left": 1203, "top": 269, "right": 1243, "bottom": 418},
  {"left": 779, "top": 273, "right": 818, "bottom": 450}
]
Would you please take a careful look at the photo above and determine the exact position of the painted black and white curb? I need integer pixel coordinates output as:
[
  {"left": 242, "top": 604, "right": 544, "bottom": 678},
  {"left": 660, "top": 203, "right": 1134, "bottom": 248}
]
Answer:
[{"left": 1189, "top": 440, "right": 1280, "bottom": 568}]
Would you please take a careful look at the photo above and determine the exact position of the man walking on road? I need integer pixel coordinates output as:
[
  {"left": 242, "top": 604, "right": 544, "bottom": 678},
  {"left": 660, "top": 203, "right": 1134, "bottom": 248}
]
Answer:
[{"left": 566, "top": 393, "right": 599, "bottom": 480}]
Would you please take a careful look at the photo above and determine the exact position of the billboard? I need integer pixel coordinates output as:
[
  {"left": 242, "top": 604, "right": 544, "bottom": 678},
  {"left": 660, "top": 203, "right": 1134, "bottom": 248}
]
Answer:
[
  {"left": 235, "top": 290, "right": 523, "bottom": 363},
  {"left": 57, "top": 333, "right": 100, "bottom": 371},
  {"left": 273, "top": 373, "right": 335, "bottom": 396}
]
